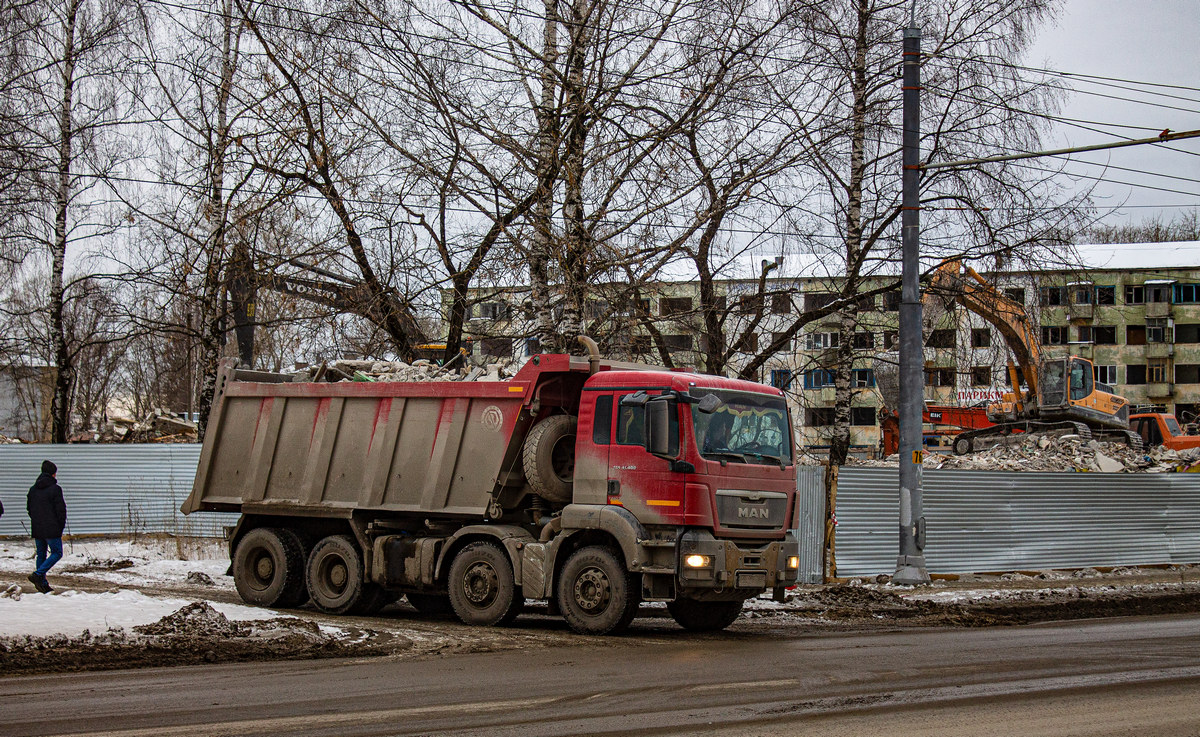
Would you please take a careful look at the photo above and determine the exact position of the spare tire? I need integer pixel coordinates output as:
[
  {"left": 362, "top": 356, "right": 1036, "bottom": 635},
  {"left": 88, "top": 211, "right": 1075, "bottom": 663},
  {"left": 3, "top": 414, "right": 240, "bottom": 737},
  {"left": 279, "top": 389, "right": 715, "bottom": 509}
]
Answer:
[{"left": 523, "top": 415, "right": 577, "bottom": 503}]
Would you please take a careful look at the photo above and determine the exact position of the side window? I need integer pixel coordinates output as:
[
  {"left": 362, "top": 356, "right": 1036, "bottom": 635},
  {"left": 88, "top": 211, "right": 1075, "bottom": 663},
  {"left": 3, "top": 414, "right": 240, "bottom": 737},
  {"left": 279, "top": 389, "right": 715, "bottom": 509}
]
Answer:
[
  {"left": 592, "top": 395, "right": 613, "bottom": 445},
  {"left": 616, "top": 404, "right": 645, "bottom": 446}
]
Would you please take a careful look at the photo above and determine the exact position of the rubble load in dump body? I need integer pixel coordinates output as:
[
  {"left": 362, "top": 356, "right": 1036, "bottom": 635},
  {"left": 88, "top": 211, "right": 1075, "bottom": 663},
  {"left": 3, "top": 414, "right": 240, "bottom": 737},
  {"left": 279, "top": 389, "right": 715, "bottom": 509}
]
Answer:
[
  {"left": 850, "top": 429, "right": 1200, "bottom": 473},
  {"left": 290, "top": 358, "right": 518, "bottom": 383}
]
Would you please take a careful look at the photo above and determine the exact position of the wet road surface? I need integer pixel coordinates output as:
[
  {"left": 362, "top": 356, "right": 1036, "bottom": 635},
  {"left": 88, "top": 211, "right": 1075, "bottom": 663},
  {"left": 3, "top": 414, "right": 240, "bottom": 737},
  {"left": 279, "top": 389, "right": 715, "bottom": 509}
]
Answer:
[{"left": 3, "top": 613, "right": 1199, "bottom": 737}]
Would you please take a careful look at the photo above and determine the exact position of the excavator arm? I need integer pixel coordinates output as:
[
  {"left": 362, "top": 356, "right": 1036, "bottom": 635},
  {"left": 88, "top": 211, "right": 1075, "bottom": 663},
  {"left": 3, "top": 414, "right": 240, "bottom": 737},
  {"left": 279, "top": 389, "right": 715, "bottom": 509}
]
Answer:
[{"left": 927, "top": 260, "right": 1042, "bottom": 408}]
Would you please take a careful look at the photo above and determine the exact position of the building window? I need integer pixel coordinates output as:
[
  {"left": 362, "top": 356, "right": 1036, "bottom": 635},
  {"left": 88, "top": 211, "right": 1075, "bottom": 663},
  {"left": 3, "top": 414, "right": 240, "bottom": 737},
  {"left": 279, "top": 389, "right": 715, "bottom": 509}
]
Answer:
[
  {"left": 1040, "top": 286, "right": 1066, "bottom": 306},
  {"left": 771, "top": 293, "right": 792, "bottom": 314},
  {"left": 851, "top": 407, "right": 877, "bottom": 426},
  {"left": 585, "top": 300, "right": 609, "bottom": 319},
  {"left": 770, "top": 332, "right": 792, "bottom": 353},
  {"left": 1041, "top": 326, "right": 1067, "bottom": 345},
  {"left": 1093, "top": 364, "right": 1118, "bottom": 385},
  {"left": 735, "top": 333, "right": 759, "bottom": 352},
  {"left": 855, "top": 293, "right": 875, "bottom": 311},
  {"left": 851, "top": 369, "right": 876, "bottom": 388},
  {"left": 1126, "top": 364, "right": 1147, "bottom": 385},
  {"left": 1146, "top": 318, "right": 1170, "bottom": 343},
  {"left": 852, "top": 332, "right": 875, "bottom": 350},
  {"left": 971, "top": 328, "right": 991, "bottom": 348},
  {"left": 1176, "top": 365, "right": 1200, "bottom": 384},
  {"left": 806, "top": 408, "right": 835, "bottom": 426},
  {"left": 1147, "top": 284, "right": 1170, "bottom": 303},
  {"left": 1077, "top": 325, "right": 1114, "bottom": 344},
  {"left": 663, "top": 334, "right": 693, "bottom": 352},
  {"left": 925, "top": 367, "right": 955, "bottom": 387},
  {"left": 629, "top": 335, "right": 651, "bottom": 354},
  {"left": 882, "top": 290, "right": 901, "bottom": 311},
  {"left": 476, "top": 302, "right": 510, "bottom": 320},
  {"left": 1127, "top": 325, "right": 1146, "bottom": 345},
  {"left": 1174, "top": 283, "right": 1200, "bottom": 304},
  {"left": 770, "top": 369, "right": 793, "bottom": 389},
  {"left": 659, "top": 297, "right": 692, "bottom": 316},
  {"left": 803, "top": 292, "right": 837, "bottom": 312},
  {"left": 971, "top": 366, "right": 992, "bottom": 386},
  {"left": 926, "top": 329, "right": 956, "bottom": 349},
  {"left": 1070, "top": 284, "right": 1094, "bottom": 304},
  {"left": 1095, "top": 285, "right": 1116, "bottom": 305},
  {"left": 1148, "top": 358, "right": 1169, "bottom": 383},
  {"left": 736, "top": 294, "right": 763, "bottom": 314},
  {"left": 481, "top": 337, "right": 513, "bottom": 357},
  {"left": 1003, "top": 287, "right": 1026, "bottom": 304},
  {"left": 803, "top": 332, "right": 839, "bottom": 350},
  {"left": 1076, "top": 325, "right": 1093, "bottom": 344},
  {"left": 1125, "top": 285, "right": 1145, "bottom": 304},
  {"left": 802, "top": 369, "right": 836, "bottom": 389},
  {"left": 1176, "top": 324, "right": 1200, "bottom": 344},
  {"left": 524, "top": 337, "right": 540, "bottom": 356}
]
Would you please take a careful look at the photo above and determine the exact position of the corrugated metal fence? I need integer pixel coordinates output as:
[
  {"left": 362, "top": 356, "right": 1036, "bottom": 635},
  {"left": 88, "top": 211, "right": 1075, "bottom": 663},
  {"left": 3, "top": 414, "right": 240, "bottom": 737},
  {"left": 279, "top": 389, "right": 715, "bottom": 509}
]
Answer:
[
  {"left": 0, "top": 445, "right": 235, "bottom": 538},
  {"left": 830, "top": 467, "right": 1200, "bottom": 577}
]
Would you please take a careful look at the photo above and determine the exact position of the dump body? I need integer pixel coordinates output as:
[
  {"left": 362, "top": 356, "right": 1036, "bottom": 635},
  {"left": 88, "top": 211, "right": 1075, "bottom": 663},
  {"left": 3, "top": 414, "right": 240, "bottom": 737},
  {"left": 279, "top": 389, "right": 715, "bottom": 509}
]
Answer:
[{"left": 184, "top": 362, "right": 535, "bottom": 518}]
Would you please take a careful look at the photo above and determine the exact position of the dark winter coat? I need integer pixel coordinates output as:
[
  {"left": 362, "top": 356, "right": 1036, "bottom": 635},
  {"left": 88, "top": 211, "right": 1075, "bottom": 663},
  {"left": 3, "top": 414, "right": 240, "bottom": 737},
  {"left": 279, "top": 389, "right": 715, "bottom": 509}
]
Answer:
[{"left": 27, "top": 473, "right": 66, "bottom": 539}]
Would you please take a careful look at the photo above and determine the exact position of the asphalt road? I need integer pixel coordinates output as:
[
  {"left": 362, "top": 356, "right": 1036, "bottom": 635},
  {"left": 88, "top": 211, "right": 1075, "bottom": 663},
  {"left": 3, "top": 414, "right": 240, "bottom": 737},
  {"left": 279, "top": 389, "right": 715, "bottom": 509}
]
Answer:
[{"left": 3, "top": 614, "right": 1199, "bottom": 737}]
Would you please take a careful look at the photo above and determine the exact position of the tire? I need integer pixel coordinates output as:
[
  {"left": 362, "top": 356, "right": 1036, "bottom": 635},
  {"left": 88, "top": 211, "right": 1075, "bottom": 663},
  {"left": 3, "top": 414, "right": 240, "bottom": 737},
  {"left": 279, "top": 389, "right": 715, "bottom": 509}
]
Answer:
[
  {"left": 523, "top": 415, "right": 577, "bottom": 503},
  {"left": 407, "top": 592, "right": 455, "bottom": 616},
  {"left": 557, "top": 546, "right": 640, "bottom": 635},
  {"left": 306, "top": 535, "right": 368, "bottom": 615},
  {"left": 667, "top": 598, "right": 743, "bottom": 632},
  {"left": 232, "top": 527, "right": 308, "bottom": 608},
  {"left": 953, "top": 436, "right": 973, "bottom": 455},
  {"left": 448, "top": 542, "right": 524, "bottom": 626}
]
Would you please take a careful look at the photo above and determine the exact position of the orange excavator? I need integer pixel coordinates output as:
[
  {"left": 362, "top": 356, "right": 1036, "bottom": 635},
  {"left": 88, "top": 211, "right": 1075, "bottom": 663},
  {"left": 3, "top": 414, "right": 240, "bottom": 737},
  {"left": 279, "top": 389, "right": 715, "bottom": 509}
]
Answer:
[{"left": 926, "top": 260, "right": 1140, "bottom": 454}]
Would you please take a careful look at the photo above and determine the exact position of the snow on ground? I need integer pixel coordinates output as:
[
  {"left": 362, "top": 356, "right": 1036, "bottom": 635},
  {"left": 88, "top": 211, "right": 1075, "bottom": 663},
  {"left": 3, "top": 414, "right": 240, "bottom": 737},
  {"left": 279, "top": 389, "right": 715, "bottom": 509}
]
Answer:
[
  {"left": 0, "top": 537, "right": 233, "bottom": 590},
  {"left": 0, "top": 588, "right": 283, "bottom": 638}
]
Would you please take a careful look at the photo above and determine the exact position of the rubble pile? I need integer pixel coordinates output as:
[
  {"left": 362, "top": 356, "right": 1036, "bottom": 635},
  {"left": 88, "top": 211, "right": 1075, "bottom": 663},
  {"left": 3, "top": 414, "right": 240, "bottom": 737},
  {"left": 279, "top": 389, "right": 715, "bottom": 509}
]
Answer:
[
  {"left": 852, "top": 432, "right": 1200, "bottom": 473},
  {"left": 291, "top": 359, "right": 518, "bottom": 383},
  {"left": 84, "top": 409, "right": 199, "bottom": 444}
]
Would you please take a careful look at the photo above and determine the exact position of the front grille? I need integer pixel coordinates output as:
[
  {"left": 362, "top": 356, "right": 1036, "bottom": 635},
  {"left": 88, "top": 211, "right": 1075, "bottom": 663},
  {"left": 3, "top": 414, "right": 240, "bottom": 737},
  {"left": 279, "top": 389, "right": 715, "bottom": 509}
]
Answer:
[{"left": 715, "top": 490, "right": 788, "bottom": 530}]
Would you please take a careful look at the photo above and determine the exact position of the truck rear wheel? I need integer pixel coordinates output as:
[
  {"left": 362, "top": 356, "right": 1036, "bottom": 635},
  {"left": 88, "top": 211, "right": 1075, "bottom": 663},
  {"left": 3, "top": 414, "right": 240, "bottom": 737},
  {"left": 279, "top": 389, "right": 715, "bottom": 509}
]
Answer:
[
  {"left": 232, "top": 527, "right": 308, "bottom": 608},
  {"left": 306, "top": 535, "right": 369, "bottom": 615},
  {"left": 667, "top": 598, "right": 743, "bottom": 632},
  {"left": 448, "top": 542, "right": 524, "bottom": 626},
  {"left": 557, "top": 546, "right": 640, "bottom": 635},
  {"left": 523, "top": 415, "right": 577, "bottom": 503}
]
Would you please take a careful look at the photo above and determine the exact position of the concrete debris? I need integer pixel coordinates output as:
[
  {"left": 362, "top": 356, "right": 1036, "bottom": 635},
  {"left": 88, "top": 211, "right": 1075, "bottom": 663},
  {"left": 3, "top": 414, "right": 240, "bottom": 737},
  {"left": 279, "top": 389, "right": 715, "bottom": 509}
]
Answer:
[
  {"left": 85, "top": 409, "right": 198, "bottom": 444},
  {"left": 293, "top": 359, "right": 518, "bottom": 384},
  {"left": 849, "top": 431, "right": 1200, "bottom": 473}
]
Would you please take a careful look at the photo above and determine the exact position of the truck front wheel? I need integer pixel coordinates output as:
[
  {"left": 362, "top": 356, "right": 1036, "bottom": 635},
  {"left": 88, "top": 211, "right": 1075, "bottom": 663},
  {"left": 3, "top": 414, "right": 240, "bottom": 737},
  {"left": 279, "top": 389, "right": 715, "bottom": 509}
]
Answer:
[
  {"left": 232, "top": 527, "right": 307, "bottom": 608},
  {"left": 306, "top": 535, "right": 369, "bottom": 614},
  {"left": 667, "top": 598, "right": 743, "bottom": 632},
  {"left": 448, "top": 542, "right": 524, "bottom": 626},
  {"left": 557, "top": 546, "right": 640, "bottom": 635}
]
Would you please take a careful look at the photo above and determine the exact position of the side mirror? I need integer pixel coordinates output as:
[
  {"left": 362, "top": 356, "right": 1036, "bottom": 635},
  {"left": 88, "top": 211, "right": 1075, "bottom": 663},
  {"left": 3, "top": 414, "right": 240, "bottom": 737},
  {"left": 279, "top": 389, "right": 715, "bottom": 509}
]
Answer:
[
  {"left": 696, "top": 394, "right": 722, "bottom": 414},
  {"left": 646, "top": 399, "right": 672, "bottom": 457}
]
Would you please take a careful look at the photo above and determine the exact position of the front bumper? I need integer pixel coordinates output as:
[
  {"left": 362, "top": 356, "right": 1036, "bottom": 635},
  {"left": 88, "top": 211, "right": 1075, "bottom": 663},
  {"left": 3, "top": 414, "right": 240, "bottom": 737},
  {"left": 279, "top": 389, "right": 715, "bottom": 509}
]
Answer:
[{"left": 676, "top": 528, "right": 799, "bottom": 597}]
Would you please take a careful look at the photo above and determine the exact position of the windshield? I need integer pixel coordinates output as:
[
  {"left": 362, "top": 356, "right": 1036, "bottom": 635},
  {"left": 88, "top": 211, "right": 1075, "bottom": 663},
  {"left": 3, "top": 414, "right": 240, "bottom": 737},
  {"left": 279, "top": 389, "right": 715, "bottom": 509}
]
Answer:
[
  {"left": 691, "top": 390, "right": 792, "bottom": 465},
  {"left": 1165, "top": 416, "right": 1182, "bottom": 436}
]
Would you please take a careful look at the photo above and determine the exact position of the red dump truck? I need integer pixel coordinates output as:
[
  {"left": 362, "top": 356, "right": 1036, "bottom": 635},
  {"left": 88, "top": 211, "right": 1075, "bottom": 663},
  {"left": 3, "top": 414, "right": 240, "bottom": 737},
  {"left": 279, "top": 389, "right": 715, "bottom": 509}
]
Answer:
[{"left": 182, "top": 340, "right": 801, "bottom": 634}]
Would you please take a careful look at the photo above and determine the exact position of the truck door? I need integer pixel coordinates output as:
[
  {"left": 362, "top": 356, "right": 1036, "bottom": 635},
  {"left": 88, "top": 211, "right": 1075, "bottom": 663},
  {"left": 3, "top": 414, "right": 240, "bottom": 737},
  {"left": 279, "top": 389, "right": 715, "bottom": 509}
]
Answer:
[
  {"left": 607, "top": 392, "right": 684, "bottom": 523},
  {"left": 572, "top": 391, "right": 614, "bottom": 505}
]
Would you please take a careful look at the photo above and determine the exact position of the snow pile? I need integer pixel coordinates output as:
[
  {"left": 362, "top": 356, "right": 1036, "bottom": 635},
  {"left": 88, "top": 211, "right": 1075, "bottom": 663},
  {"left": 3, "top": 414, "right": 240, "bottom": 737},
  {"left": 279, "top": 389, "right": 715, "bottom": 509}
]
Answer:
[
  {"left": 0, "top": 588, "right": 279, "bottom": 638},
  {"left": 0, "top": 537, "right": 232, "bottom": 590}
]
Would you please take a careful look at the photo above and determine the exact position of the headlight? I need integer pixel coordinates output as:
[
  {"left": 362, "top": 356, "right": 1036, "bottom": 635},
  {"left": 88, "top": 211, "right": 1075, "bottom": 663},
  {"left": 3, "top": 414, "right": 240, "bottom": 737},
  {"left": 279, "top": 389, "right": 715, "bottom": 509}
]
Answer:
[
  {"left": 684, "top": 554, "right": 711, "bottom": 568},
  {"left": 787, "top": 556, "right": 799, "bottom": 569}
]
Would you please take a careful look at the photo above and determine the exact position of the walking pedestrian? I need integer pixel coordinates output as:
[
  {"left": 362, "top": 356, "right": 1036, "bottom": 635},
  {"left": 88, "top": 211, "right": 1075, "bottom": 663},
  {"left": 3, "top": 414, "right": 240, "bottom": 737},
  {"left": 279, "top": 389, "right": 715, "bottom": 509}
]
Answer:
[{"left": 27, "top": 460, "right": 66, "bottom": 594}]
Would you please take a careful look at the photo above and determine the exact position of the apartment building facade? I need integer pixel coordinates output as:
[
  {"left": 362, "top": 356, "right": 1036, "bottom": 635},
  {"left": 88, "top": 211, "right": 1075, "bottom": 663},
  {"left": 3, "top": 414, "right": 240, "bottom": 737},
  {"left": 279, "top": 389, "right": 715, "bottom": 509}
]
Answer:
[{"left": 456, "top": 242, "right": 1200, "bottom": 452}]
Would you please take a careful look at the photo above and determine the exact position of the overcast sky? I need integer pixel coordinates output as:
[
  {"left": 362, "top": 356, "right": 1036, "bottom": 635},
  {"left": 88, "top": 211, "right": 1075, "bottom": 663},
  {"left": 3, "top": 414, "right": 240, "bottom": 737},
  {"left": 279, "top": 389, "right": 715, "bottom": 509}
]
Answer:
[{"left": 1026, "top": 0, "right": 1200, "bottom": 227}]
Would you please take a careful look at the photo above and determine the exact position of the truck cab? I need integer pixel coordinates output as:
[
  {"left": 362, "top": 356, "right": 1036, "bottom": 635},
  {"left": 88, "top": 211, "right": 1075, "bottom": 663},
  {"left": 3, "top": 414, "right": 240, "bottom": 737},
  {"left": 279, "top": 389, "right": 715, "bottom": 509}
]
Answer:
[{"left": 1130, "top": 413, "right": 1200, "bottom": 451}]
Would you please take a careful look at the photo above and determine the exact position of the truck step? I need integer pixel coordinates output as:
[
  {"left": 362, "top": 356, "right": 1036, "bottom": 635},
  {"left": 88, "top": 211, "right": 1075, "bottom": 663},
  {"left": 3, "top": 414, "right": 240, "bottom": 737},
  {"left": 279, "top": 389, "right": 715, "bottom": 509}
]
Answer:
[
  {"left": 636, "top": 539, "right": 676, "bottom": 548},
  {"left": 638, "top": 566, "right": 677, "bottom": 575}
]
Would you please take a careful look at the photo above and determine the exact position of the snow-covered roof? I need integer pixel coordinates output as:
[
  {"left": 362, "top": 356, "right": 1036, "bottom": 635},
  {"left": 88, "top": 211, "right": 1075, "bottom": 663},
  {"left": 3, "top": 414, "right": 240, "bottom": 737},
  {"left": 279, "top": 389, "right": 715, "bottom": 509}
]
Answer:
[{"left": 1069, "top": 241, "right": 1200, "bottom": 272}]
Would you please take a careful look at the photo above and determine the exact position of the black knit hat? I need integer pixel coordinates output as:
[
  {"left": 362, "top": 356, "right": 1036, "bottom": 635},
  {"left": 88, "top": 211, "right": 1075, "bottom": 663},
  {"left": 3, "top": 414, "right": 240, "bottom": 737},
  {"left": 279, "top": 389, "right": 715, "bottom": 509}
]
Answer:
[{"left": 41, "top": 460, "right": 56, "bottom": 475}]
